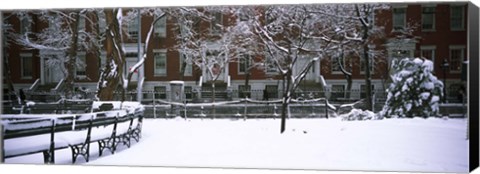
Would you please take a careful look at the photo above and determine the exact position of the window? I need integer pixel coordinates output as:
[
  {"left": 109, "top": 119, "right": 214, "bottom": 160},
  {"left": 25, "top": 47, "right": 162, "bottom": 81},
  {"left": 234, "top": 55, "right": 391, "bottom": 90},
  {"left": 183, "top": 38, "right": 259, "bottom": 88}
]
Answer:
[
  {"left": 360, "top": 57, "right": 374, "bottom": 74},
  {"left": 360, "top": 85, "right": 375, "bottom": 99},
  {"left": 206, "top": 50, "right": 220, "bottom": 58},
  {"left": 265, "top": 60, "right": 277, "bottom": 73},
  {"left": 128, "top": 17, "right": 139, "bottom": 39},
  {"left": 239, "top": 13, "right": 249, "bottom": 21},
  {"left": 264, "top": 53, "right": 277, "bottom": 74},
  {"left": 78, "top": 16, "right": 85, "bottom": 31},
  {"left": 422, "top": 6, "right": 435, "bottom": 30},
  {"left": 392, "top": 8, "right": 406, "bottom": 30},
  {"left": 48, "top": 14, "right": 59, "bottom": 32},
  {"left": 180, "top": 54, "right": 192, "bottom": 76},
  {"left": 265, "top": 85, "right": 278, "bottom": 99},
  {"left": 311, "top": 58, "right": 317, "bottom": 74},
  {"left": 20, "top": 16, "right": 31, "bottom": 35},
  {"left": 238, "top": 54, "right": 251, "bottom": 74},
  {"left": 450, "top": 5, "right": 464, "bottom": 30},
  {"left": 100, "top": 52, "right": 107, "bottom": 68},
  {"left": 154, "top": 86, "right": 166, "bottom": 99},
  {"left": 76, "top": 53, "right": 86, "bottom": 77},
  {"left": 331, "top": 57, "right": 344, "bottom": 74},
  {"left": 331, "top": 85, "right": 345, "bottom": 99},
  {"left": 264, "top": 10, "right": 276, "bottom": 25},
  {"left": 210, "top": 12, "right": 222, "bottom": 34},
  {"left": 238, "top": 85, "right": 251, "bottom": 98},
  {"left": 154, "top": 14, "right": 167, "bottom": 37},
  {"left": 154, "top": 50, "right": 167, "bottom": 76},
  {"left": 125, "top": 52, "right": 138, "bottom": 58},
  {"left": 193, "top": 17, "right": 202, "bottom": 35},
  {"left": 185, "top": 86, "right": 193, "bottom": 99},
  {"left": 20, "top": 53, "right": 33, "bottom": 79},
  {"left": 98, "top": 12, "right": 106, "bottom": 34},
  {"left": 449, "top": 46, "right": 464, "bottom": 73},
  {"left": 391, "top": 50, "right": 411, "bottom": 59},
  {"left": 420, "top": 46, "right": 436, "bottom": 71}
]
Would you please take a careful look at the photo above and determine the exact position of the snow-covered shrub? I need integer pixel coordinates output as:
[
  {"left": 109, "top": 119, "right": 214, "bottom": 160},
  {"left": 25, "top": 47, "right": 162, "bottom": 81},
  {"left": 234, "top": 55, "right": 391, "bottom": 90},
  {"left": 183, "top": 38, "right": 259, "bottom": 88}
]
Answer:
[
  {"left": 381, "top": 58, "right": 443, "bottom": 118},
  {"left": 340, "top": 109, "right": 376, "bottom": 121}
]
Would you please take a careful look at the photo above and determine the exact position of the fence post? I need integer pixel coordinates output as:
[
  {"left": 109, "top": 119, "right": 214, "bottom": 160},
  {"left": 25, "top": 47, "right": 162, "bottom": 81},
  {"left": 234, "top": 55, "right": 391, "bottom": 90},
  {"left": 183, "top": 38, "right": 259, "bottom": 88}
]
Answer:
[
  {"left": 463, "top": 94, "right": 466, "bottom": 118},
  {"left": 372, "top": 92, "right": 376, "bottom": 112},
  {"left": 325, "top": 98, "right": 329, "bottom": 119},
  {"left": 273, "top": 103, "right": 278, "bottom": 119},
  {"left": 153, "top": 91, "right": 156, "bottom": 119},
  {"left": 48, "top": 119, "right": 56, "bottom": 164},
  {"left": 464, "top": 95, "right": 468, "bottom": 140},
  {"left": 244, "top": 99, "right": 247, "bottom": 121},
  {"left": 310, "top": 100, "right": 315, "bottom": 117},
  {"left": 184, "top": 99, "right": 187, "bottom": 120},
  {"left": 1, "top": 125, "right": 4, "bottom": 163}
]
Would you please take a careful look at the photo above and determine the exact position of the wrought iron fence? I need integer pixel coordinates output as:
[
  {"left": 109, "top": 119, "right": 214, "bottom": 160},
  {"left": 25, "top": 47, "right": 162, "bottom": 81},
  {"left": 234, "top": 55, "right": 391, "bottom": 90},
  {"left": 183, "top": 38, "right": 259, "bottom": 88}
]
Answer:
[
  {"left": 21, "top": 88, "right": 390, "bottom": 103},
  {"left": 18, "top": 87, "right": 468, "bottom": 106},
  {"left": 6, "top": 88, "right": 466, "bottom": 118},
  {"left": 143, "top": 99, "right": 335, "bottom": 119}
]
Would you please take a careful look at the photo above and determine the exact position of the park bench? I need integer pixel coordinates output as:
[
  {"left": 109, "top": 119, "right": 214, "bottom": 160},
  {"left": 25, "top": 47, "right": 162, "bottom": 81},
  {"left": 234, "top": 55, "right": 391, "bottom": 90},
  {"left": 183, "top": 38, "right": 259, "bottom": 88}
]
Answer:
[
  {"left": 24, "top": 99, "right": 93, "bottom": 114},
  {"left": 1, "top": 103, "right": 144, "bottom": 164}
]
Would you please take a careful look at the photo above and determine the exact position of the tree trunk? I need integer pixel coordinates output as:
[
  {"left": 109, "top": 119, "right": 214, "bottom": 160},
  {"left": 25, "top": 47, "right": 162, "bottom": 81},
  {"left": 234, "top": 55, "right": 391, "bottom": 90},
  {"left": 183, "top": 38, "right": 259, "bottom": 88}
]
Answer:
[
  {"left": 280, "top": 70, "right": 291, "bottom": 134},
  {"left": 179, "top": 57, "right": 187, "bottom": 80},
  {"left": 244, "top": 71, "right": 250, "bottom": 98},
  {"left": 363, "top": 43, "right": 373, "bottom": 111},
  {"left": 88, "top": 11, "right": 103, "bottom": 78},
  {"left": 212, "top": 82, "right": 216, "bottom": 118},
  {"left": 345, "top": 75, "right": 352, "bottom": 99},
  {"left": 97, "top": 9, "right": 125, "bottom": 101},
  {"left": 338, "top": 48, "right": 352, "bottom": 99},
  {"left": 356, "top": 4, "right": 373, "bottom": 111},
  {"left": 281, "top": 96, "right": 288, "bottom": 133},
  {"left": 64, "top": 11, "right": 81, "bottom": 99}
]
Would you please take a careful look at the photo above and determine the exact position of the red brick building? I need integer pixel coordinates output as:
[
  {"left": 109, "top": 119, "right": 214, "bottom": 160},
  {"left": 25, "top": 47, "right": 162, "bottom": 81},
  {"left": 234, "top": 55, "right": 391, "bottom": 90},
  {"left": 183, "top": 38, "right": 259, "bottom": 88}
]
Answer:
[{"left": 2, "top": 2, "right": 469, "bottom": 102}]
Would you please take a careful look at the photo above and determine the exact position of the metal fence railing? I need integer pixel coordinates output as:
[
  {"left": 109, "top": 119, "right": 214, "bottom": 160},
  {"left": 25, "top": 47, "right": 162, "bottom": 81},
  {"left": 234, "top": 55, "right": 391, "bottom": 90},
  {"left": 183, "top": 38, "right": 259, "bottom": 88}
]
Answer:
[
  {"left": 143, "top": 99, "right": 336, "bottom": 119},
  {"left": 3, "top": 88, "right": 467, "bottom": 118},
  {"left": 17, "top": 89, "right": 394, "bottom": 103},
  {"left": 15, "top": 88, "right": 466, "bottom": 106}
]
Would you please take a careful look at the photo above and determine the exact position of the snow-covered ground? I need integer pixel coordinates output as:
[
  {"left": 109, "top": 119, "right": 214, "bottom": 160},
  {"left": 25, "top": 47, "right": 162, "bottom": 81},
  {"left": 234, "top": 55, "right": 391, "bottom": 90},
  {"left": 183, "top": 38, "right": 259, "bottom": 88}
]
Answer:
[{"left": 4, "top": 117, "right": 468, "bottom": 173}]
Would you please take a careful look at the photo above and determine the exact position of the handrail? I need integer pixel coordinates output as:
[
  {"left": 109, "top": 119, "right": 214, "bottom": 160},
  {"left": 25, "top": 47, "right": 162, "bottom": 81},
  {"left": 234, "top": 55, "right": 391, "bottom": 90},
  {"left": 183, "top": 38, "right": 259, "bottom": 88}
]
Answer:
[
  {"left": 28, "top": 78, "right": 40, "bottom": 91},
  {"left": 227, "top": 75, "right": 231, "bottom": 87},
  {"left": 53, "top": 78, "right": 64, "bottom": 92},
  {"left": 198, "top": 76, "right": 203, "bottom": 87}
]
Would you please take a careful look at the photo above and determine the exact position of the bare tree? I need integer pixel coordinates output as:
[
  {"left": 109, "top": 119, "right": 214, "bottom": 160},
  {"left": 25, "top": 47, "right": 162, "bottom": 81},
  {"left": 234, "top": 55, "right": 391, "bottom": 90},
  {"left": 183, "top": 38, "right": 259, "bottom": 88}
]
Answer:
[
  {"left": 172, "top": 7, "right": 259, "bottom": 101},
  {"left": 12, "top": 10, "right": 100, "bottom": 98},
  {"left": 247, "top": 5, "right": 341, "bottom": 133},
  {"left": 313, "top": 4, "right": 389, "bottom": 110},
  {"left": 96, "top": 9, "right": 125, "bottom": 101},
  {"left": 2, "top": 14, "right": 17, "bottom": 102},
  {"left": 96, "top": 8, "right": 167, "bottom": 101}
]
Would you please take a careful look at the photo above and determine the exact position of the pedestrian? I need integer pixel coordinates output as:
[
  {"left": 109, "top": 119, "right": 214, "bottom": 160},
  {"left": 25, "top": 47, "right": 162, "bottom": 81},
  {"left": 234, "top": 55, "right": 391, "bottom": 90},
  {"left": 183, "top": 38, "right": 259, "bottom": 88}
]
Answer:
[
  {"left": 263, "top": 89, "right": 269, "bottom": 101},
  {"left": 457, "top": 85, "right": 465, "bottom": 102},
  {"left": 19, "top": 88, "right": 26, "bottom": 105}
]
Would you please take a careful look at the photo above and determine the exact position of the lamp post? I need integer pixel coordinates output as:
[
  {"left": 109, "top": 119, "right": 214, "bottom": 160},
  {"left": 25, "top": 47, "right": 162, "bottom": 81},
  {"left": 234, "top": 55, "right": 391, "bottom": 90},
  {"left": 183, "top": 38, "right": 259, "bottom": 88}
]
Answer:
[{"left": 440, "top": 59, "right": 449, "bottom": 103}]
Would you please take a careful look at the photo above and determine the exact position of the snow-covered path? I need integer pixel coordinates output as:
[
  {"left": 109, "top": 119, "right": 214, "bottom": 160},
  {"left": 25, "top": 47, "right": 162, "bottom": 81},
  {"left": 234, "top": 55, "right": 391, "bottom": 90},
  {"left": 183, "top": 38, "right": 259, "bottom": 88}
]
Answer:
[{"left": 5, "top": 118, "right": 468, "bottom": 173}]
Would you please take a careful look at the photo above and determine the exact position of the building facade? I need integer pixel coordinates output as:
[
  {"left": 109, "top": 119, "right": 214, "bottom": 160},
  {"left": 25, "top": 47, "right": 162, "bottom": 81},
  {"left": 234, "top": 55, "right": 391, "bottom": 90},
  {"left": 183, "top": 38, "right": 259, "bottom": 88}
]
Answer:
[{"left": 2, "top": 2, "right": 469, "bottom": 102}]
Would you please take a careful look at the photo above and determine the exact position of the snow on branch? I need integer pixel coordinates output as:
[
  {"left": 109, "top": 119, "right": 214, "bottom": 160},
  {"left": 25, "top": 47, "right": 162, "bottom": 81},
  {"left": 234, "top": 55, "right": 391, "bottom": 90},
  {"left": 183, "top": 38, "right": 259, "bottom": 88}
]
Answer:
[
  {"left": 16, "top": 33, "right": 69, "bottom": 51},
  {"left": 254, "top": 21, "right": 289, "bottom": 54},
  {"left": 129, "top": 12, "right": 166, "bottom": 74}
]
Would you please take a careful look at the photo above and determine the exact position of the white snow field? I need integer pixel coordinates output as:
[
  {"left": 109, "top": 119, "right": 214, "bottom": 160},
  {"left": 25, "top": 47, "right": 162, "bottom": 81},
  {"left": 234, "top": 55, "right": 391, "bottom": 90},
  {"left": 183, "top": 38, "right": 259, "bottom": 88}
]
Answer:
[{"left": 4, "top": 117, "right": 468, "bottom": 173}]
